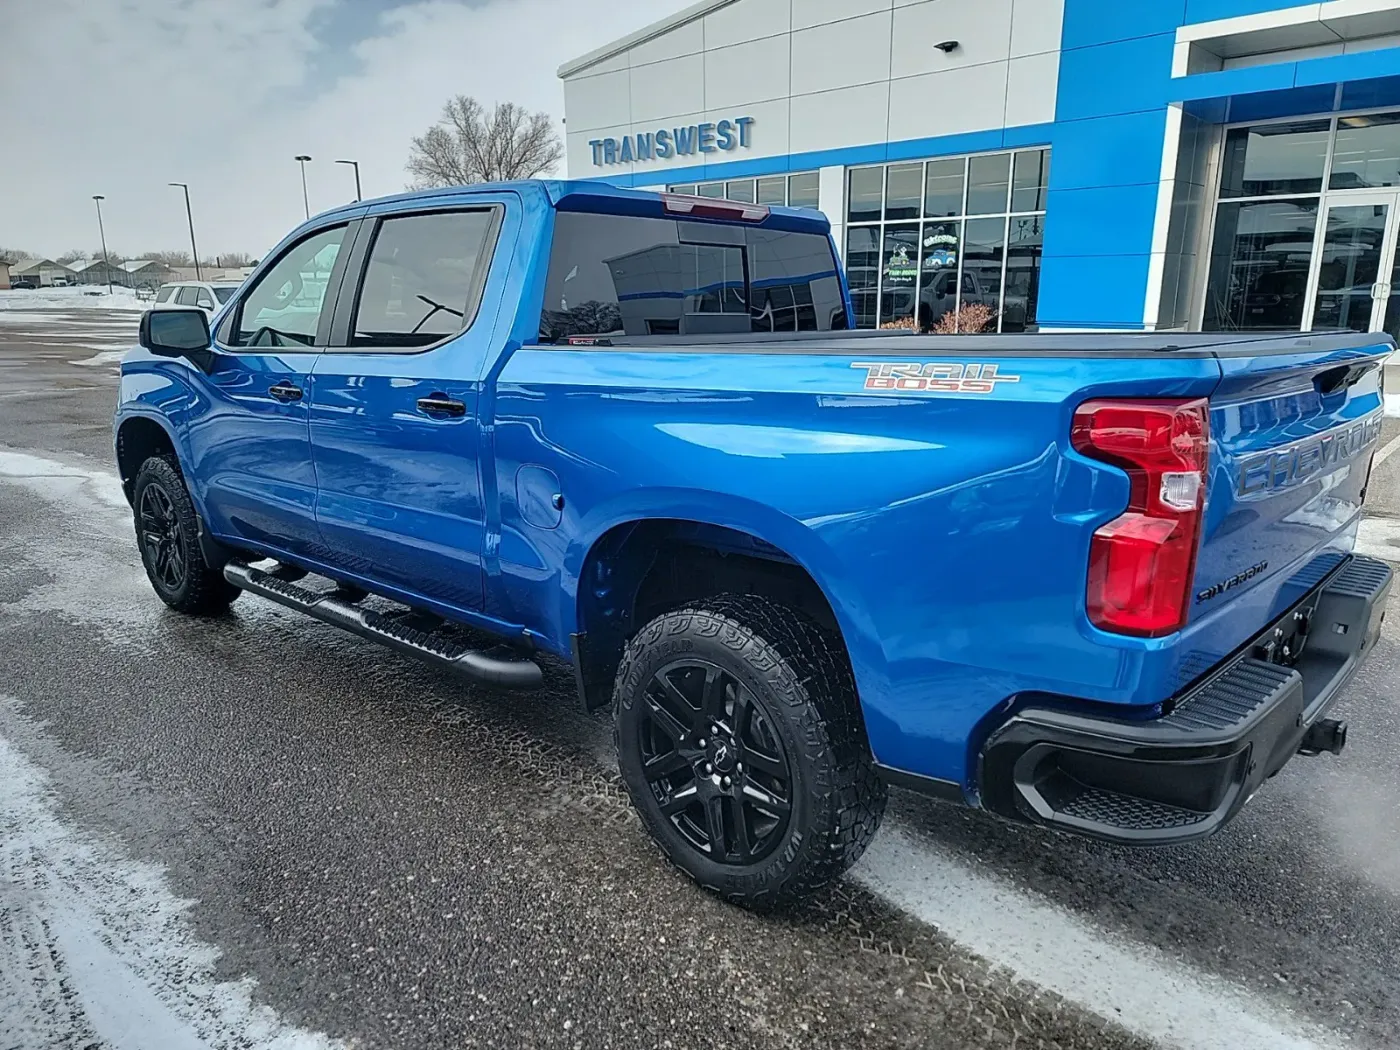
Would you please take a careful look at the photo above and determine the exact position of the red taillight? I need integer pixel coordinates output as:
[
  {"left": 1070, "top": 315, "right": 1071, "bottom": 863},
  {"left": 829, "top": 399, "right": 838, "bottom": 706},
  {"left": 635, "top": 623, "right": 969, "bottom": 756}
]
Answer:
[{"left": 1071, "top": 398, "right": 1209, "bottom": 637}]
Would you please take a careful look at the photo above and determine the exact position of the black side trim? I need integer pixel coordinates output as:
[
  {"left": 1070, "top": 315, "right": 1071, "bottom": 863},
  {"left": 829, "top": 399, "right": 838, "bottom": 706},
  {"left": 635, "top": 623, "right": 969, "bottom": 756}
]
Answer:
[
  {"left": 224, "top": 563, "right": 542, "bottom": 690},
  {"left": 874, "top": 764, "right": 964, "bottom": 802}
]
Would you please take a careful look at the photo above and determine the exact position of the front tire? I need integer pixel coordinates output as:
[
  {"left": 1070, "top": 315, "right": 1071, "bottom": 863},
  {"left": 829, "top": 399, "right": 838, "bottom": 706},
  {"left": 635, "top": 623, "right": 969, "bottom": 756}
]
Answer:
[
  {"left": 614, "top": 594, "right": 886, "bottom": 910},
  {"left": 132, "top": 456, "right": 240, "bottom": 616}
]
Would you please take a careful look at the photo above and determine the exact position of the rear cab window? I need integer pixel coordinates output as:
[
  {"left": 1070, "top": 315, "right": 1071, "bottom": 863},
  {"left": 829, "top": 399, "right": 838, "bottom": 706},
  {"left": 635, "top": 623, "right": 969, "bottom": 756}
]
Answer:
[
  {"left": 537, "top": 211, "right": 848, "bottom": 343},
  {"left": 347, "top": 209, "right": 498, "bottom": 350}
]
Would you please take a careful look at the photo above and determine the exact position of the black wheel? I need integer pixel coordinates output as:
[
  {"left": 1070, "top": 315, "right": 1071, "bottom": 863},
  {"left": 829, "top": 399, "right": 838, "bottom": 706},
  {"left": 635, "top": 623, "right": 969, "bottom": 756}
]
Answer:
[
  {"left": 132, "top": 456, "right": 240, "bottom": 616},
  {"left": 614, "top": 594, "right": 886, "bottom": 909}
]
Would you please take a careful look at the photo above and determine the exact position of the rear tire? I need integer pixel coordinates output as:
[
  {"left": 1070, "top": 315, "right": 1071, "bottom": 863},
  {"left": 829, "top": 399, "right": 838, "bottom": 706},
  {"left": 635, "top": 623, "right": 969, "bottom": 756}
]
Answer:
[
  {"left": 613, "top": 594, "right": 886, "bottom": 910},
  {"left": 132, "top": 455, "right": 240, "bottom": 616}
]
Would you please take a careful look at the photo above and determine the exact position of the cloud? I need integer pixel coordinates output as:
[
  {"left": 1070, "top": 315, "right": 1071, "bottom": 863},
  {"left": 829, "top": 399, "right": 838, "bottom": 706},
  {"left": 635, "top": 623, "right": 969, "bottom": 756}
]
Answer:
[{"left": 0, "top": 0, "right": 670, "bottom": 259}]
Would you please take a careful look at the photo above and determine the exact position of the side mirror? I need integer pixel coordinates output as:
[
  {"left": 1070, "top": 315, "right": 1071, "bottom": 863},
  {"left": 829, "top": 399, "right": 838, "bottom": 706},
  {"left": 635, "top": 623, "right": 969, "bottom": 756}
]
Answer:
[{"left": 139, "top": 307, "right": 213, "bottom": 369}]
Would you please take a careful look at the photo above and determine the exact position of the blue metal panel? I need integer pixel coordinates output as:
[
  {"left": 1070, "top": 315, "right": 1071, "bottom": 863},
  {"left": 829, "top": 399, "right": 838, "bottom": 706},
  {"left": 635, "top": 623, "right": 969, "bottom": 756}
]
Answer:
[
  {"left": 1035, "top": 253, "right": 1154, "bottom": 329},
  {"left": 1228, "top": 83, "right": 1336, "bottom": 122},
  {"left": 1340, "top": 74, "right": 1400, "bottom": 111},
  {"left": 1047, "top": 111, "right": 1169, "bottom": 190},
  {"left": 1056, "top": 35, "right": 1178, "bottom": 121},
  {"left": 1061, "top": 0, "right": 1186, "bottom": 50},
  {"left": 1043, "top": 184, "right": 1163, "bottom": 257},
  {"left": 1169, "top": 62, "right": 1299, "bottom": 103},
  {"left": 1296, "top": 46, "right": 1400, "bottom": 89}
]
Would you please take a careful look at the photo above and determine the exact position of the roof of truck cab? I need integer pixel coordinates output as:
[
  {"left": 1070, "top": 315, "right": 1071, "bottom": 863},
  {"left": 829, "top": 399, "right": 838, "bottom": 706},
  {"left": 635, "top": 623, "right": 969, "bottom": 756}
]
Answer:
[{"left": 310, "top": 179, "right": 831, "bottom": 234}]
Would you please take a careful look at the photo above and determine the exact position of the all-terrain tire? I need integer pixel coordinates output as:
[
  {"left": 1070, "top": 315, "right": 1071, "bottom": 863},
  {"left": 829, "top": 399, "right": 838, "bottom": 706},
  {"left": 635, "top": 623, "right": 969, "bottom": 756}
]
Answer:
[
  {"left": 614, "top": 593, "right": 887, "bottom": 910},
  {"left": 132, "top": 455, "right": 241, "bottom": 616}
]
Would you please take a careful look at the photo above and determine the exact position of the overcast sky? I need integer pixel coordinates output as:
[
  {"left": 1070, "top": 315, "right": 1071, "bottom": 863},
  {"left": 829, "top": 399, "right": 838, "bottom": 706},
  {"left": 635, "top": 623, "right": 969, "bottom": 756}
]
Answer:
[{"left": 0, "top": 0, "right": 670, "bottom": 260}]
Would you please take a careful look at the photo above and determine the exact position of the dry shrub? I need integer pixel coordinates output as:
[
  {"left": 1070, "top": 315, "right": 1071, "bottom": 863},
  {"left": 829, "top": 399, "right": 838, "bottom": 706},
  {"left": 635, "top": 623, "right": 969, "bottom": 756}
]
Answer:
[
  {"left": 931, "top": 303, "right": 997, "bottom": 334},
  {"left": 879, "top": 316, "right": 918, "bottom": 331}
]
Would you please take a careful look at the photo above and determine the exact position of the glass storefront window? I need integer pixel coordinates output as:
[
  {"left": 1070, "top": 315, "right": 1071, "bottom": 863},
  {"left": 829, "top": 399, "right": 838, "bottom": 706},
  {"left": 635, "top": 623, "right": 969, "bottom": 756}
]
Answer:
[
  {"left": 967, "top": 154, "right": 1011, "bottom": 215},
  {"left": 919, "top": 220, "right": 961, "bottom": 330},
  {"left": 846, "top": 226, "right": 881, "bottom": 330},
  {"left": 1311, "top": 202, "right": 1387, "bottom": 332},
  {"left": 962, "top": 218, "right": 1006, "bottom": 317},
  {"left": 788, "top": 172, "right": 820, "bottom": 208},
  {"left": 1331, "top": 113, "right": 1400, "bottom": 190},
  {"left": 726, "top": 179, "right": 756, "bottom": 203},
  {"left": 670, "top": 184, "right": 696, "bottom": 196},
  {"left": 845, "top": 148, "right": 1048, "bottom": 331},
  {"left": 756, "top": 176, "right": 786, "bottom": 205},
  {"left": 1012, "top": 150, "right": 1051, "bottom": 213},
  {"left": 1219, "top": 121, "right": 1330, "bottom": 198},
  {"left": 885, "top": 164, "right": 923, "bottom": 221},
  {"left": 925, "top": 158, "right": 965, "bottom": 218},
  {"left": 1003, "top": 215, "right": 1044, "bottom": 332},
  {"left": 696, "top": 182, "right": 724, "bottom": 198},
  {"left": 879, "top": 224, "right": 920, "bottom": 326},
  {"left": 1202, "top": 199, "right": 1320, "bottom": 330},
  {"left": 848, "top": 168, "right": 884, "bottom": 223}
]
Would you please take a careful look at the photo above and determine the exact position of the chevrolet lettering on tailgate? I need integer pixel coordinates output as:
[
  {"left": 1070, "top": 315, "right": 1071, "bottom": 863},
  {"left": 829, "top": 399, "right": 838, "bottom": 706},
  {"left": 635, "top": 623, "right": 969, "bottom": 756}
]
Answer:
[{"left": 1237, "top": 412, "right": 1383, "bottom": 496}]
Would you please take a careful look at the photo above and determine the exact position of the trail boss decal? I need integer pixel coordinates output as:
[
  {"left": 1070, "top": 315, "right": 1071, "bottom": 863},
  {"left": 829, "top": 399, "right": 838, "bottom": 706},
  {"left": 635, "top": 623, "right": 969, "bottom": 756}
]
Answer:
[{"left": 852, "top": 362, "right": 1021, "bottom": 394}]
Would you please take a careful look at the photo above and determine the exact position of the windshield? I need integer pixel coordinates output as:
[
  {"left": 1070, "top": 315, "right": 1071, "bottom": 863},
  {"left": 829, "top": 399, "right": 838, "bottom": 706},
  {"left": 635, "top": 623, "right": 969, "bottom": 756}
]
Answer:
[{"left": 213, "top": 286, "right": 237, "bottom": 303}]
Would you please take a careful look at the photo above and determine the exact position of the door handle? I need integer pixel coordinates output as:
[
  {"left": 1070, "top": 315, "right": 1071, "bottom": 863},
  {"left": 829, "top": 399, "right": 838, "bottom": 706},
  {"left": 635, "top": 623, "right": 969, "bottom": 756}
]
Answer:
[
  {"left": 269, "top": 382, "right": 303, "bottom": 402},
  {"left": 416, "top": 395, "right": 466, "bottom": 418}
]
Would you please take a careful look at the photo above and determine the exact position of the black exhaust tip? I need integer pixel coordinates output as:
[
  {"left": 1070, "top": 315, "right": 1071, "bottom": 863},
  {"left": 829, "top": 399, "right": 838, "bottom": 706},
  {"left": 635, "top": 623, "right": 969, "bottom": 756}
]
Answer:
[{"left": 1299, "top": 719, "right": 1348, "bottom": 757}]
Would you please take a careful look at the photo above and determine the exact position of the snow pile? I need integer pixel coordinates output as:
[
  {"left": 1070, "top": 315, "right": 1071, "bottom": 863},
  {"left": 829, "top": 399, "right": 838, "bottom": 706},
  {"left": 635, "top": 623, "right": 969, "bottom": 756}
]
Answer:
[{"left": 0, "top": 286, "right": 146, "bottom": 312}]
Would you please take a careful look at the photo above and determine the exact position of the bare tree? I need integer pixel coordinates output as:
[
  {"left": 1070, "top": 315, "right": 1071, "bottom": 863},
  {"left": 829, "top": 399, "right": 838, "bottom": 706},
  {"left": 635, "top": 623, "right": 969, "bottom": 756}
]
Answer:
[
  {"left": 56, "top": 248, "right": 89, "bottom": 265},
  {"left": 0, "top": 247, "right": 36, "bottom": 265},
  {"left": 407, "top": 96, "right": 563, "bottom": 188},
  {"left": 91, "top": 247, "right": 126, "bottom": 265},
  {"left": 214, "top": 251, "right": 256, "bottom": 268},
  {"left": 140, "top": 249, "right": 194, "bottom": 266}
]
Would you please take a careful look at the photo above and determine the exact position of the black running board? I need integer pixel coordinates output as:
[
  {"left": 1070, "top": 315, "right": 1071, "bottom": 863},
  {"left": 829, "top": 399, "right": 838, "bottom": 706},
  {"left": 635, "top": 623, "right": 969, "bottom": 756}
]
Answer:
[{"left": 223, "top": 563, "right": 543, "bottom": 690}]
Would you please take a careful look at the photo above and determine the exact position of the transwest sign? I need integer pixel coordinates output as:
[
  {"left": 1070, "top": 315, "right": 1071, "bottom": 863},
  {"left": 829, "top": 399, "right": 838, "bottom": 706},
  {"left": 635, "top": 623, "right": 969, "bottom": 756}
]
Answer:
[{"left": 589, "top": 116, "right": 754, "bottom": 167}]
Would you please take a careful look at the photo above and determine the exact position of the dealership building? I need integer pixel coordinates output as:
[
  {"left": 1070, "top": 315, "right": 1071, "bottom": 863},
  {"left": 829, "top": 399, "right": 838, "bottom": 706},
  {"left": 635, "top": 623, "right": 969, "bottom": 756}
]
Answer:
[{"left": 560, "top": 0, "right": 1400, "bottom": 335}]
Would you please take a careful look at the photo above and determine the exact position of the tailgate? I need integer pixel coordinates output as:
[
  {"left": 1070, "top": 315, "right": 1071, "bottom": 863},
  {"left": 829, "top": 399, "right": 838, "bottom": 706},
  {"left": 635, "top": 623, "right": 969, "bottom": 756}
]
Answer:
[{"left": 1193, "top": 343, "right": 1390, "bottom": 621}]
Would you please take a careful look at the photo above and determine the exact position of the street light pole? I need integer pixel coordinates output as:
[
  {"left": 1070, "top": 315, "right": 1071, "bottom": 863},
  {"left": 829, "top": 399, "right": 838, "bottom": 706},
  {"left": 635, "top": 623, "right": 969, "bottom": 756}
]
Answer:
[
  {"left": 92, "top": 195, "right": 113, "bottom": 296},
  {"left": 169, "top": 182, "right": 202, "bottom": 281},
  {"left": 295, "top": 155, "right": 312, "bottom": 219},
  {"left": 334, "top": 159, "right": 362, "bottom": 201}
]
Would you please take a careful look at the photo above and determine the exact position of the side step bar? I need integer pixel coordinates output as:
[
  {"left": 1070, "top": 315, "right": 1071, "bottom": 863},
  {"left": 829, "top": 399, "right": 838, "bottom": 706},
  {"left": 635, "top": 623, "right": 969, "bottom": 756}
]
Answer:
[{"left": 223, "top": 563, "right": 543, "bottom": 691}]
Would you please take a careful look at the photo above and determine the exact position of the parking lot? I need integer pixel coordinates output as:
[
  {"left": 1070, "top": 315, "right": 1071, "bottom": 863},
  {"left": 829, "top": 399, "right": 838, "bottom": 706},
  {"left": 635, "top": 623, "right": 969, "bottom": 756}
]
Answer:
[{"left": 4, "top": 294, "right": 1400, "bottom": 1050}]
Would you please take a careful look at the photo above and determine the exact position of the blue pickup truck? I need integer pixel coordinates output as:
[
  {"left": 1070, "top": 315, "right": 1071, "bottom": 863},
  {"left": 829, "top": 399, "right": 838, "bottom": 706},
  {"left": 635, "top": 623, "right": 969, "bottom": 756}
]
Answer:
[{"left": 115, "top": 180, "right": 1392, "bottom": 908}]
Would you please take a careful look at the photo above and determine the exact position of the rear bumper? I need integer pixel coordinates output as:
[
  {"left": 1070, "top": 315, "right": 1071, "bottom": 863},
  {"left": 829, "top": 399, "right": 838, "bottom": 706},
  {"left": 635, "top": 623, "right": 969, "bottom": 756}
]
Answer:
[{"left": 979, "top": 555, "right": 1392, "bottom": 845}]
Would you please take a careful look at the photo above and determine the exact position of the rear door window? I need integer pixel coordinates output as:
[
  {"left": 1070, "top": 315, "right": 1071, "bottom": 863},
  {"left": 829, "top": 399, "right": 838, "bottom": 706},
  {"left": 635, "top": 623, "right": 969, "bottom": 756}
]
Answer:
[
  {"left": 347, "top": 209, "right": 499, "bottom": 349},
  {"left": 175, "top": 286, "right": 199, "bottom": 306},
  {"left": 155, "top": 285, "right": 175, "bottom": 303},
  {"left": 538, "top": 212, "right": 848, "bottom": 342}
]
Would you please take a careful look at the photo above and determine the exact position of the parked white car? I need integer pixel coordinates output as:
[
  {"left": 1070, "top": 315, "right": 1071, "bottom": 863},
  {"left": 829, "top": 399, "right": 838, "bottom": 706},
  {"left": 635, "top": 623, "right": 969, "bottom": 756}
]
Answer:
[{"left": 151, "top": 281, "right": 242, "bottom": 316}]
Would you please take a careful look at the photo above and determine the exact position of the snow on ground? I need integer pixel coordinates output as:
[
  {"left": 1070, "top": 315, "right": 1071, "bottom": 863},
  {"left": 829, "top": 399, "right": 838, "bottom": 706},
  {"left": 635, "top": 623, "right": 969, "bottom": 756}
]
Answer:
[
  {"left": 0, "top": 287, "right": 146, "bottom": 312},
  {"left": 1387, "top": 393, "right": 1400, "bottom": 418},
  {"left": 70, "top": 350, "right": 129, "bottom": 367}
]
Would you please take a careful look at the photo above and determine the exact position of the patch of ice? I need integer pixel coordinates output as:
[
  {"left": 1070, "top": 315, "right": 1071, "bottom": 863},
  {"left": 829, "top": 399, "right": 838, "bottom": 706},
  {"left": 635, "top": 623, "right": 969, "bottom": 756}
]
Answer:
[
  {"left": 0, "top": 449, "right": 129, "bottom": 509},
  {"left": 70, "top": 351, "right": 127, "bottom": 367},
  {"left": 1355, "top": 516, "right": 1400, "bottom": 564},
  {"left": 0, "top": 721, "right": 344, "bottom": 1050},
  {"left": 855, "top": 825, "right": 1346, "bottom": 1050}
]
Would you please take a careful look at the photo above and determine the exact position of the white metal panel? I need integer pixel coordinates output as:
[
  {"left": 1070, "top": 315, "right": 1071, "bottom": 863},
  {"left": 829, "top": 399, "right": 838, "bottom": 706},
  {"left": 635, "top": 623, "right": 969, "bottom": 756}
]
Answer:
[
  {"left": 891, "top": 0, "right": 1013, "bottom": 79},
  {"left": 628, "top": 17, "right": 705, "bottom": 66},
  {"left": 1010, "top": 0, "right": 1065, "bottom": 57},
  {"left": 705, "top": 35, "right": 792, "bottom": 109},
  {"left": 1003, "top": 52, "right": 1059, "bottom": 127},
  {"left": 704, "top": 0, "right": 791, "bottom": 47},
  {"left": 792, "top": 0, "right": 892, "bottom": 31},
  {"left": 562, "top": 69, "right": 632, "bottom": 134},
  {"left": 630, "top": 52, "right": 706, "bottom": 124},
  {"left": 889, "top": 61, "right": 1011, "bottom": 139},
  {"left": 791, "top": 9, "right": 893, "bottom": 95},
  {"left": 790, "top": 81, "right": 891, "bottom": 152},
  {"left": 818, "top": 164, "right": 846, "bottom": 226}
]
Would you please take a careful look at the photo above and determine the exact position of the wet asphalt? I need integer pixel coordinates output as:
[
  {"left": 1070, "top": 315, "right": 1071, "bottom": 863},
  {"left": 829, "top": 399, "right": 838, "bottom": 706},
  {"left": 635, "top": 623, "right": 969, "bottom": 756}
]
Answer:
[{"left": 2, "top": 306, "right": 1400, "bottom": 1050}]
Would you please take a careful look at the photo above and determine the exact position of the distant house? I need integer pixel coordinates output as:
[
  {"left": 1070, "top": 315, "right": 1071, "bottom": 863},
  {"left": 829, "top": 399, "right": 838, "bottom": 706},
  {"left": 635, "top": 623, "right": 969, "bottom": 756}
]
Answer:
[
  {"left": 11, "top": 258, "right": 76, "bottom": 287},
  {"left": 0, "top": 261, "right": 9, "bottom": 289},
  {"left": 119, "top": 259, "right": 175, "bottom": 290}
]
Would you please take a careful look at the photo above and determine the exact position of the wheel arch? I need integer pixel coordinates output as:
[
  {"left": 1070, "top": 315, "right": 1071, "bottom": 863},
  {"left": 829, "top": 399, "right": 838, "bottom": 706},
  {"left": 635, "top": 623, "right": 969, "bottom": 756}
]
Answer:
[
  {"left": 570, "top": 506, "right": 865, "bottom": 722},
  {"left": 115, "top": 414, "right": 181, "bottom": 505}
]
